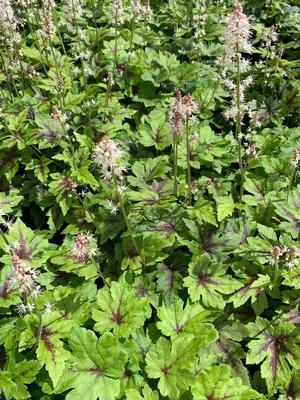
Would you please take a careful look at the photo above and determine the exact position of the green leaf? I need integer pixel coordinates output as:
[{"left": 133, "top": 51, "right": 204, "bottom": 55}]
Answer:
[
  {"left": 145, "top": 336, "right": 197, "bottom": 399},
  {"left": 1, "top": 360, "right": 41, "bottom": 400},
  {"left": 230, "top": 266, "right": 270, "bottom": 315},
  {"left": 56, "top": 327, "right": 128, "bottom": 400},
  {"left": 37, "top": 331, "right": 69, "bottom": 388},
  {"left": 217, "top": 196, "right": 235, "bottom": 222},
  {"left": 246, "top": 318, "right": 300, "bottom": 395},
  {"left": 131, "top": 156, "right": 171, "bottom": 183},
  {"left": 125, "top": 384, "right": 159, "bottom": 399},
  {"left": 184, "top": 254, "right": 243, "bottom": 309},
  {"left": 139, "top": 109, "right": 171, "bottom": 150},
  {"left": 0, "top": 218, "right": 49, "bottom": 269},
  {"left": 191, "top": 364, "right": 262, "bottom": 399},
  {"left": 156, "top": 298, "right": 218, "bottom": 347},
  {"left": 92, "top": 276, "right": 152, "bottom": 338}
]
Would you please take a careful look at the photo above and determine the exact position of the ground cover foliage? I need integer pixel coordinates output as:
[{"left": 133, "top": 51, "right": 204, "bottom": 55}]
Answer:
[{"left": 0, "top": 0, "right": 300, "bottom": 399}]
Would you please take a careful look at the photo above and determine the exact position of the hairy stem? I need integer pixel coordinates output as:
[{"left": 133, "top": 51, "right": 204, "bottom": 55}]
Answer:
[
  {"left": 185, "top": 115, "right": 192, "bottom": 205},
  {"left": 236, "top": 51, "right": 245, "bottom": 207},
  {"left": 173, "top": 130, "right": 178, "bottom": 197}
]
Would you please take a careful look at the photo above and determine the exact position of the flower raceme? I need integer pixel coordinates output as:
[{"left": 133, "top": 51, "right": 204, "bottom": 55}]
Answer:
[
  {"left": 92, "top": 137, "right": 126, "bottom": 180},
  {"left": 9, "top": 254, "right": 41, "bottom": 297},
  {"left": 169, "top": 92, "right": 198, "bottom": 134},
  {"left": 224, "top": 1, "right": 251, "bottom": 57},
  {"left": 70, "top": 233, "right": 98, "bottom": 263}
]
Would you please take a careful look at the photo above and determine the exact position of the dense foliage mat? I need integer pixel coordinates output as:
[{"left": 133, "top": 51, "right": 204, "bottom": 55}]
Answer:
[{"left": 0, "top": 0, "right": 300, "bottom": 399}]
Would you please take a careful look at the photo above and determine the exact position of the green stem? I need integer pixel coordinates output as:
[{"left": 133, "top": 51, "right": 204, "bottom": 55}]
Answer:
[
  {"left": 127, "top": 15, "right": 135, "bottom": 68},
  {"left": 273, "top": 260, "right": 279, "bottom": 287},
  {"left": 287, "top": 167, "right": 296, "bottom": 200},
  {"left": 71, "top": 0, "right": 86, "bottom": 86},
  {"left": 75, "top": 193, "right": 102, "bottom": 237},
  {"left": 49, "top": 46, "right": 65, "bottom": 109},
  {"left": 173, "top": 130, "right": 178, "bottom": 198},
  {"left": 32, "top": 6, "right": 50, "bottom": 64},
  {"left": 118, "top": 193, "right": 140, "bottom": 258},
  {"left": 185, "top": 116, "right": 192, "bottom": 205},
  {"left": 236, "top": 51, "right": 245, "bottom": 207},
  {"left": 0, "top": 51, "right": 20, "bottom": 100},
  {"left": 91, "top": 0, "right": 100, "bottom": 59},
  {"left": 103, "top": 81, "right": 112, "bottom": 123},
  {"left": 27, "top": 19, "right": 48, "bottom": 75},
  {"left": 113, "top": 21, "right": 118, "bottom": 73}
]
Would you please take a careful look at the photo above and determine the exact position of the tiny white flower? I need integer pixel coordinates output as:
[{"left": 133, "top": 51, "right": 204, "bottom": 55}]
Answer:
[{"left": 44, "top": 302, "right": 53, "bottom": 313}]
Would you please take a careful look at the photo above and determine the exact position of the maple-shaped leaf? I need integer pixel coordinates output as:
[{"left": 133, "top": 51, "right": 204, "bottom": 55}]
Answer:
[
  {"left": 139, "top": 108, "right": 171, "bottom": 150},
  {"left": 55, "top": 327, "right": 128, "bottom": 400},
  {"left": 156, "top": 263, "right": 183, "bottom": 305},
  {"left": 0, "top": 360, "right": 41, "bottom": 400},
  {"left": 92, "top": 276, "right": 152, "bottom": 338},
  {"left": 282, "top": 264, "right": 300, "bottom": 289},
  {"left": 156, "top": 298, "right": 218, "bottom": 348},
  {"left": 145, "top": 335, "right": 198, "bottom": 399},
  {"left": 183, "top": 254, "right": 242, "bottom": 309},
  {"left": 0, "top": 190, "right": 22, "bottom": 222},
  {"left": 125, "top": 383, "right": 159, "bottom": 400},
  {"left": 36, "top": 327, "right": 70, "bottom": 388},
  {"left": 216, "top": 196, "right": 235, "bottom": 222},
  {"left": 246, "top": 318, "right": 300, "bottom": 395},
  {"left": 191, "top": 364, "right": 262, "bottom": 399},
  {"left": 230, "top": 262, "right": 270, "bottom": 315},
  {"left": 197, "top": 320, "right": 250, "bottom": 385}
]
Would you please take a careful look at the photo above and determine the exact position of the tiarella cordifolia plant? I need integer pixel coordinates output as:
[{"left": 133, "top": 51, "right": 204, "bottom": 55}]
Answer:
[
  {"left": 0, "top": 1, "right": 300, "bottom": 399},
  {"left": 221, "top": 1, "right": 255, "bottom": 205}
]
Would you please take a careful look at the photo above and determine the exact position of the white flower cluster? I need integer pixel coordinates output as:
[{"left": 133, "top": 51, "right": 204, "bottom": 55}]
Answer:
[
  {"left": 64, "top": 0, "right": 85, "bottom": 25},
  {"left": 8, "top": 254, "right": 41, "bottom": 297},
  {"left": 262, "top": 25, "right": 278, "bottom": 50},
  {"left": 131, "top": 0, "right": 153, "bottom": 22},
  {"left": 290, "top": 148, "right": 300, "bottom": 167},
  {"left": 0, "top": 0, "right": 18, "bottom": 32},
  {"left": 93, "top": 137, "right": 127, "bottom": 181},
  {"left": 192, "top": 1, "right": 207, "bottom": 39},
  {"left": 169, "top": 92, "right": 198, "bottom": 136},
  {"left": 42, "top": 0, "right": 55, "bottom": 41},
  {"left": 0, "top": 0, "right": 21, "bottom": 51},
  {"left": 70, "top": 233, "right": 98, "bottom": 263},
  {"left": 109, "top": 0, "right": 125, "bottom": 25},
  {"left": 223, "top": 1, "right": 252, "bottom": 58},
  {"left": 270, "top": 245, "right": 300, "bottom": 271}
]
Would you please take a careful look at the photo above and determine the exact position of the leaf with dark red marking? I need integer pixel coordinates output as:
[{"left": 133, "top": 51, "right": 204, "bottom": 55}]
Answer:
[
  {"left": 246, "top": 318, "right": 300, "bottom": 395},
  {"left": 54, "top": 327, "right": 128, "bottom": 400},
  {"left": 92, "top": 276, "right": 151, "bottom": 338},
  {"left": 156, "top": 298, "right": 218, "bottom": 347},
  {"left": 36, "top": 328, "right": 69, "bottom": 388},
  {"left": 191, "top": 364, "right": 262, "bottom": 399},
  {"left": 184, "top": 254, "right": 242, "bottom": 309},
  {"left": 145, "top": 335, "right": 197, "bottom": 399}
]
